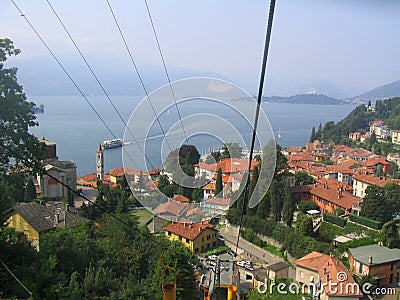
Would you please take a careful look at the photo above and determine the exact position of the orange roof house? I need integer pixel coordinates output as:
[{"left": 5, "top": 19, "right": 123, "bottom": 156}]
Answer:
[
  {"left": 164, "top": 221, "right": 218, "bottom": 253},
  {"left": 153, "top": 199, "right": 187, "bottom": 219},
  {"left": 353, "top": 173, "right": 400, "bottom": 198},
  {"left": 296, "top": 252, "right": 362, "bottom": 299},
  {"left": 171, "top": 194, "right": 191, "bottom": 203},
  {"left": 310, "top": 182, "right": 362, "bottom": 214},
  {"left": 361, "top": 157, "right": 391, "bottom": 173},
  {"left": 349, "top": 132, "right": 361, "bottom": 141}
]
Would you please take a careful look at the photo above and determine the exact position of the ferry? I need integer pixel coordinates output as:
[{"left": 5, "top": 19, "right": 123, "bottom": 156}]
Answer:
[{"left": 102, "top": 138, "right": 123, "bottom": 149}]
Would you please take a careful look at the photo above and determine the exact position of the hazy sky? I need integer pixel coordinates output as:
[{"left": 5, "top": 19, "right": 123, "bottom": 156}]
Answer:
[{"left": 1, "top": 0, "right": 399, "bottom": 97}]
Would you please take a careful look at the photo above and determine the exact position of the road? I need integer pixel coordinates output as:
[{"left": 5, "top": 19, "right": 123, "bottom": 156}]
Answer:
[
  {"left": 220, "top": 226, "right": 282, "bottom": 266},
  {"left": 73, "top": 185, "right": 98, "bottom": 207}
]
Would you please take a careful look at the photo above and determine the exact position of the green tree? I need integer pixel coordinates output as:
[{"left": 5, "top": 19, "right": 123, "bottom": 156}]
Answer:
[
  {"left": 256, "top": 192, "right": 270, "bottom": 219},
  {"left": 247, "top": 165, "right": 260, "bottom": 215},
  {"left": 298, "top": 200, "right": 319, "bottom": 213},
  {"left": 333, "top": 208, "right": 345, "bottom": 216},
  {"left": 382, "top": 219, "right": 399, "bottom": 248},
  {"left": 384, "top": 183, "right": 400, "bottom": 216},
  {"left": 215, "top": 167, "right": 223, "bottom": 196},
  {"left": 269, "top": 179, "right": 283, "bottom": 223},
  {"left": 361, "top": 185, "right": 391, "bottom": 223},
  {"left": 150, "top": 240, "right": 197, "bottom": 300},
  {"left": 164, "top": 145, "right": 200, "bottom": 172},
  {"left": 23, "top": 178, "right": 36, "bottom": 202},
  {"left": 158, "top": 174, "right": 176, "bottom": 198},
  {"left": 370, "top": 131, "right": 377, "bottom": 145},
  {"left": 309, "top": 126, "right": 316, "bottom": 142},
  {"left": 295, "top": 172, "right": 314, "bottom": 185},
  {"left": 295, "top": 213, "right": 313, "bottom": 236},
  {"left": 282, "top": 182, "right": 295, "bottom": 227},
  {"left": 221, "top": 142, "right": 243, "bottom": 159},
  {"left": 0, "top": 38, "right": 44, "bottom": 172},
  {"left": 64, "top": 189, "right": 74, "bottom": 207}
]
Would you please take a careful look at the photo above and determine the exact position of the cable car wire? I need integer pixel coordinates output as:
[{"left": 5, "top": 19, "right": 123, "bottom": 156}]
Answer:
[
  {"left": 45, "top": 0, "right": 157, "bottom": 169},
  {"left": 234, "top": 0, "right": 277, "bottom": 254},
  {"left": 0, "top": 142, "right": 165, "bottom": 249},
  {"left": 10, "top": 0, "right": 156, "bottom": 171},
  {"left": 143, "top": 0, "right": 190, "bottom": 146},
  {"left": 106, "top": 0, "right": 173, "bottom": 153}
]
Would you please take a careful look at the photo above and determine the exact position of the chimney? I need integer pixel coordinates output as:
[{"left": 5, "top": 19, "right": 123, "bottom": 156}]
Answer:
[
  {"left": 336, "top": 260, "right": 339, "bottom": 266},
  {"left": 369, "top": 256, "right": 373, "bottom": 264}
]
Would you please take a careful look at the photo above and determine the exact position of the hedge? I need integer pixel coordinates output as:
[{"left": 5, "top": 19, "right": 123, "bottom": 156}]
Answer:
[
  {"left": 240, "top": 216, "right": 333, "bottom": 258},
  {"left": 349, "top": 214, "right": 382, "bottom": 230},
  {"left": 323, "top": 213, "right": 347, "bottom": 227}
]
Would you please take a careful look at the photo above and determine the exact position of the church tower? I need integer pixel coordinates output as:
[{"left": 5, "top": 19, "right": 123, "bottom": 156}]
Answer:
[{"left": 96, "top": 144, "right": 104, "bottom": 181}]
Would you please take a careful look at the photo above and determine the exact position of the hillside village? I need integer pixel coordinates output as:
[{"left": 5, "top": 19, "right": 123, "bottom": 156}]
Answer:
[{"left": 4, "top": 105, "right": 400, "bottom": 299}]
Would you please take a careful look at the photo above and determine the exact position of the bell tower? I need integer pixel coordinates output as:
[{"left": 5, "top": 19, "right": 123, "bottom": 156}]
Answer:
[{"left": 96, "top": 144, "right": 104, "bottom": 181}]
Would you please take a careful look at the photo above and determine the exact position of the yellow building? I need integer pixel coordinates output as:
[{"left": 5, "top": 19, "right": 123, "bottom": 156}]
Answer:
[
  {"left": 4, "top": 202, "right": 87, "bottom": 251},
  {"left": 164, "top": 221, "right": 219, "bottom": 254}
]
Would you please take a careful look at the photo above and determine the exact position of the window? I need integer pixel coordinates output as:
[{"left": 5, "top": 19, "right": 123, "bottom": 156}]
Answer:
[
  {"left": 300, "top": 271, "right": 304, "bottom": 279},
  {"left": 207, "top": 235, "right": 211, "bottom": 240}
]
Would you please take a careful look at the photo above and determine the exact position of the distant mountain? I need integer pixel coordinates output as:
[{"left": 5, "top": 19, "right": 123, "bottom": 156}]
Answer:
[
  {"left": 263, "top": 93, "right": 344, "bottom": 105},
  {"left": 14, "top": 56, "right": 229, "bottom": 96},
  {"left": 296, "top": 80, "right": 348, "bottom": 99},
  {"left": 347, "top": 80, "right": 400, "bottom": 103}
]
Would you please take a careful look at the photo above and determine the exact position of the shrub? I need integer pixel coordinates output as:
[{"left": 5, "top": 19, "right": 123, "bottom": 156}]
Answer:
[
  {"left": 324, "top": 213, "right": 347, "bottom": 227},
  {"left": 349, "top": 214, "right": 382, "bottom": 230}
]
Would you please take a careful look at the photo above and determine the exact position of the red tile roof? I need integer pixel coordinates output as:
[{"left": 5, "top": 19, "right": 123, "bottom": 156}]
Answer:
[
  {"left": 195, "top": 158, "right": 259, "bottom": 174},
  {"left": 296, "top": 251, "right": 331, "bottom": 271},
  {"left": 108, "top": 167, "right": 143, "bottom": 177},
  {"left": 345, "top": 147, "right": 374, "bottom": 158},
  {"left": 153, "top": 200, "right": 187, "bottom": 216},
  {"left": 212, "top": 174, "right": 232, "bottom": 183},
  {"left": 310, "top": 183, "right": 361, "bottom": 210},
  {"left": 205, "top": 197, "right": 231, "bottom": 206},
  {"left": 148, "top": 168, "right": 164, "bottom": 175},
  {"left": 290, "top": 185, "right": 312, "bottom": 193},
  {"left": 186, "top": 207, "right": 202, "bottom": 217},
  {"left": 164, "top": 221, "right": 216, "bottom": 241},
  {"left": 353, "top": 173, "right": 400, "bottom": 187},
  {"left": 79, "top": 172, "right": 98, "bottom": 182},
  {"left": 284, "top": 146, "right": 302, "bottom": 154},
  {"left": 202, "top": 182, "right": 216, "bottom": 190},
  {"left": 362, "top": 157, "right": 391, "bottom": 167},
  {"left": 172, "top": 194, "right": 191, "bottom": 203},
  {"left": 296, "top": 252, "right": 362, "bottom": 297}
]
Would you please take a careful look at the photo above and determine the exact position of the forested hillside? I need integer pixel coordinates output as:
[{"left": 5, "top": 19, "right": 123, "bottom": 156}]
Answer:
[{"left": 310, "top": 97, "right": 400, "bottom": 144}]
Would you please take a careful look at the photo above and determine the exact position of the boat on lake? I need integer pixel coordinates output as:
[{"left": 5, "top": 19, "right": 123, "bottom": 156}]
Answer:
[{"left": 102, "top": 138, "right": 122, "bottom": 149}]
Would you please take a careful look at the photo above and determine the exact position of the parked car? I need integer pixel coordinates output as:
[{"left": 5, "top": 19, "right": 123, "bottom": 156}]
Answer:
[
  {"left": 236, "top": 261, "right": 246, "bottom": 267},
  {"left": 227, "top": 249, "right": 237, "bottom": 257},
  {"left": 208, "top": 255, "right": 218, "bottom": 260},
  {"left": 244, "top": 264, "right": 254, "bottom": 271}
]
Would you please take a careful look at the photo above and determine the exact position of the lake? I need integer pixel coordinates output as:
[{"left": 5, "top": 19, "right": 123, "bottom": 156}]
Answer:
[{"left": 29, "top": 95, "right": 355, "bottom": 175}]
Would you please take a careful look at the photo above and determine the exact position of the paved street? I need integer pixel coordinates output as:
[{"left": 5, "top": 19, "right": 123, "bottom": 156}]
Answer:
[
  {"left": 220, "top": 226, "right": 281, "bottom": 266},
  {"left": 73, "top": 185, "right": 98, "bottom": 208}
]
